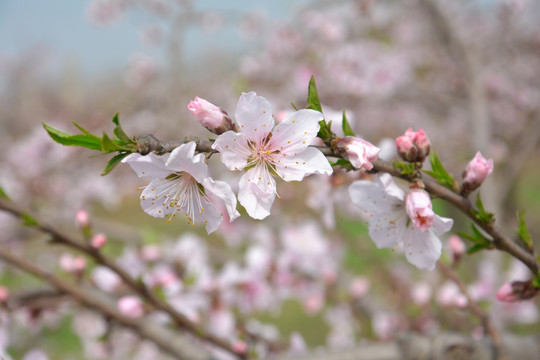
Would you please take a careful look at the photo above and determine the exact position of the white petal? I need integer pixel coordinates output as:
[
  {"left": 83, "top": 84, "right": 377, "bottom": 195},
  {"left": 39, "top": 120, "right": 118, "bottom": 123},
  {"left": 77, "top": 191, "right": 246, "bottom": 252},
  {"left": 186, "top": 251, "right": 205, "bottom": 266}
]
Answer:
[
  {"left": 378, "top": 173, "right": 405, "bottom": 201},
  {"left": 166, "top": 142, "right": 208, "bottom": 183},
  {"left": 402, "top": 227, "right": 442, "bottom": 270},
  {"left": 238, "top": 167, "right": 276, "bottom": 220},
  {"left": 431, "top": 215, "right": 454, "bottom": 236},
  {"left": 212, "top": 131, "right": 251, "bottom": 171},
  {"left": 140, "top": 179, "right": 169, "bottom": 218},
  {"left": 235, "top": 92, "right": 274, "bottom": 143},
  {"left": 202, "top": 177, "right": 240, "bottom": 222},
  {"left": 368, "top": 208, "right": 407, "bottom": 249},
  {"left": 197, "top": 199, "right": 223, "bottom": 234},
  {"left": 269, "top": 109, "right": 322, "bottom": 154},
  {"left": 274, "top": 147, "right": 332, "bottom": 182},
  {"left": 349, "top": 180, "right": 402, "bottom": 215},
  {"left": 123, "top": 153, "right": 170, "bottom": 178}
]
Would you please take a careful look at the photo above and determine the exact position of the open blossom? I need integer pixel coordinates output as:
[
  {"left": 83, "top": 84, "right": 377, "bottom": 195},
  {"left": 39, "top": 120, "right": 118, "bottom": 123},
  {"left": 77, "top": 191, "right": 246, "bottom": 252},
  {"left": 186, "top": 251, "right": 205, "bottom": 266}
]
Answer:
[
  {"left": 462, "top": 151, "right": 494, "bottom": 192},
  {"left": 188, "top": 97, "right": 235, "bottom": 135},
  {"left": 123, "top": 142, "right": 240, "bottom": 233},
  {"left": 336, "top": 136, "right": 380, "bottom": 170},
  {"left": 349, "top": 174, "right": 453, "bottom": 270},
  {"left": 212, "top": 92, "right": 333, "bottom": 219}
]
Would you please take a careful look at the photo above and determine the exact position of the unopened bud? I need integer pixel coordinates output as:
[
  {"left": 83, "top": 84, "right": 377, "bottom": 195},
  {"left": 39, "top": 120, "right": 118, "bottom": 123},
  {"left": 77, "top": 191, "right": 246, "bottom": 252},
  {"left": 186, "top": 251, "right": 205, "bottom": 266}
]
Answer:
[
  {"left": 91, "top": 233, "right": 107, "bottom": 249},
  {"left": 0, "top": 286, "right": 9, "bottom": 303},
  {"left": 449, "top": 235, "right": 466, "bottom": 263},
  {"left": 462, "top": 152, "right": 494, "bottom": 193},
  {"left": 75, "top": 210, "right": 90, "bottom": 229},
  {"left": 59, "top": 254, "right": 87, "bottom": 276},
  {"left": 405, "top": 189, "right": 434, "bottom": 232},
  {"left": 337, "top": 136, "right": 380, "bottom": 170},
  {"left": 118, "top": 296, "right": 144, "bottom": 318},
  {"left": 232, "top": 341, "right": 247, "bottom": 355},
  {"left": 349, "top": 277, "right": 370, "bottom": 299},
  {"left": 496, "top": 280, "right": 539, "bottom": 302},
  {"left": 188, "top": 97, "right": 236, "bottom": 135},
  {"left": 396, "top": 128, "right": 431, "bottom": 162}
]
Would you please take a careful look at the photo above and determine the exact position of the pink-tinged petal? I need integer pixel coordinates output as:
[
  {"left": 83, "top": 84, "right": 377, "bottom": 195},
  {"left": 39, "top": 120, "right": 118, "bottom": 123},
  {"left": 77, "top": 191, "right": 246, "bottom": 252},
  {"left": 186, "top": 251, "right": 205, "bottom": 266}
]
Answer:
[
  {"left": 235, "top": 92, "right": 274, "bottom": 143},
  {"left": 123, "top": 152, "right": 170, "bottom": 178},
  {"left": 402, "top": 227, "right": 442, "bottom": 270},
  {"left": 274, "top": 147, "right": 332, "bottom": 182},
  {"left": 238, "top": 167, "right": 276, "bottom": 220},
  {"left": 202, "top": 177, "right": 240, "bottom": 222},
  {"left": 269, "top": 109, "right": 322, "bottom": 154},
  {"left": 166, "top": 142, "right": 208, "bottom": 182},
  {"left": 431, "top": 215, "right": 454, "bottom": 236},
  {"left": 212, "top": 131, "right": 251, "bottom": 171}
]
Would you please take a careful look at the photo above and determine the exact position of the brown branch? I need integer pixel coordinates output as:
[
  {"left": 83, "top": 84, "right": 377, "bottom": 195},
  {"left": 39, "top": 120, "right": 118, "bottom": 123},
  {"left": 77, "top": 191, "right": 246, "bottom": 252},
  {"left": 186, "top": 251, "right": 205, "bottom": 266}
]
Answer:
[
  {"left": 437, "top": 261, "right": 502, "bottom": 355},
  {"left": 0, "top": 198, "right": 243, "bottom": 359},
  {"left": 0, "top": 247, "right": 213, "bottom": 360}
]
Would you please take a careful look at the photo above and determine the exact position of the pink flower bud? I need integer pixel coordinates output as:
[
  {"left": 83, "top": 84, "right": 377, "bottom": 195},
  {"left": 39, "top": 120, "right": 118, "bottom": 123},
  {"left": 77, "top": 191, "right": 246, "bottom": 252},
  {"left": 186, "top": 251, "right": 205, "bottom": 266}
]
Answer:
[
  {"left": 188, "top": 97, "right": 235, "bottom": 135},
  {"left": 496, "top": 281, "right": 539, "bottom": 302},
  {"left": 91, "top": 233, "right": 107, "bottom": 249},
  {"left": 59, "top": 254, "right": 87, "bottom": 274},
  {"left": 449, "top": 235, "right": 466, "bottom": 263},
  {"left": 337, "top": 136, "right": 380, "bottom": 170},
  {"left": 75, "top": 210, "right": 90, "bottom": 229},
  {"left": 118, "top": 296, "right": 144, "bottom": 318},
  {"left": 396, "top": 128, "right": 431, "bottom": 162},
  {"left": 232, "top": 341, "right": 247, "bottom": 355},
  {"left": 462, "top": 152, "right": 494, "bottom": 192},
  {"left": 349, "top": 277, "right": 370, "bottom": 299},
  {"left": 0, "top": 286, "right": 9, "bottom": 302},
  {"left": 405, "top": 189, "right": 434, "bottom": 232}
]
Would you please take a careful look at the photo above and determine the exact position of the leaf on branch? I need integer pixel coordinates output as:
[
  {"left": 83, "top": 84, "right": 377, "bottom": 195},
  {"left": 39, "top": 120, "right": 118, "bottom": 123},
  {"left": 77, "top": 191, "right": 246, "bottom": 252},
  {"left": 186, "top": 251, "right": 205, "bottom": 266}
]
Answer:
[
  {"left": 393, "top": 161, "right": 416, "bottom": 176},
  {"left": 330, "top": 158, "right": 354, "bottom": 171},
  {"left": 516, "top": 211, "right": 533, "bottom": 250},
  {"left": 471, "top": 193, "right": 495, "bottom": 225},
  {"left": 112, "top": 113, "right": 135, "bottom": 146},
  {"left": 459, "top": 224, "right": 494, "bottom": 254},
  {"left": 423, "top": 151, "right": 458, "bottom": 190},
  {"left": 342, "top": 110, "right": 355, "bottom": 137},
  {"left": 43, "top": 123, "right": 102, "bottom": 151},
  {"left": 101, "top": 152, "right": 130, "bottom": 176},
  {"left": 21, "top": 212, "right": 38, "bottom": 227},
  {"left": 307, "top": 75, "right": 322, "bottom": 113},
  {"left": 0, "top": 185, "right": 8, "bottom": 200}
]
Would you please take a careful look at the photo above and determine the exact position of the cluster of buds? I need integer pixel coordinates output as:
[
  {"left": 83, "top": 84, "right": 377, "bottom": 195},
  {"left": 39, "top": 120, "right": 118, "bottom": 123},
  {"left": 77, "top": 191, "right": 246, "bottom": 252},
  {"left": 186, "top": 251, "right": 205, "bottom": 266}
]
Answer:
[
  {"left": 396, "top": 128, "right": 431, "bottom": 163},
  {"left": 188, "top": 97, "right": 236, "bottom": 135},
  {"left": 496, "top": 280, "right": 540, "bottom": 302},
  {"left": 462, "top": 151, "right": 494, "bottom": 194}
]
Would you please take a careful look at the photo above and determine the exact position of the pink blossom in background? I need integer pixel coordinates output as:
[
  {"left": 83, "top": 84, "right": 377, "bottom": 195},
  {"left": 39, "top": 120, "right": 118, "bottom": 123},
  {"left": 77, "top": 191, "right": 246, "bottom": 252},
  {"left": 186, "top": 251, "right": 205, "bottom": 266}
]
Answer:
[
  {"left": 124, "top": 53, "right": 160, "bottom": 89},
  {"left": 75, "top": 210, "right": 90, "bottom": 229},
  {"left": 59, "top": 254, "right": 87, "bottom": 274},
  {"left": 90, "top": 233, "right": 107, "bottom": 249},
  {"left": 86, "top": 0, "right": 123, "bottom": 27},
  {"left": 118, "top": 296, "right": 144, "bottom": 318}
]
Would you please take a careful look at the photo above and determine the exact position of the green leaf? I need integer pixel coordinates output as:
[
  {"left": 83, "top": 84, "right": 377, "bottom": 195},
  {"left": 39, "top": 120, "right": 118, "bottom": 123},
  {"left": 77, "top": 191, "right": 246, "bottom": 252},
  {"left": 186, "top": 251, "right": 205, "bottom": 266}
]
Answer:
[
  {"left": 101, "top": 131, "right": 126, "bottom": 153},
  {"left": 471, "top": 193, "right": 495, "bottom": 225},
  {"left": 43, "top": 123, "right": 102, "bottom": 151},
  {"left": 467, "top": 243, "right": 491, "bottom": 255},
  {"left": 21, "top": 212, "right": 38, "bottom": 227},
  {"left": 342, "top": 110, "right": 355, "bottom": 137},
  {"left": 307, "top": 75, "right": 322, "bottom": 113},
  {"left": 101, "top": 152, "right": 130, "bottom": 176},
  {"left": 318, "top": 120, "right": 333, "bottom": 143},
  {"left": 459, "top": 223, "right": 494, "bottom": 254},
  {"left": 330, "top": 158, "right": 354, "bottom": 171},
  {"left": 393, "top": 161, "right": 416, "bottom": 176},
  {"left": 0, "top": 185, "right": 8, "bottom": 200},
  {"left": 112, "top": 113, "right": 135, "bottom": 145},
  {"left": 423, "top": 151, "right": 457, "bottom": 190},
  {"left": 516, "top": 211, "right": 533, "bottom": 249}
]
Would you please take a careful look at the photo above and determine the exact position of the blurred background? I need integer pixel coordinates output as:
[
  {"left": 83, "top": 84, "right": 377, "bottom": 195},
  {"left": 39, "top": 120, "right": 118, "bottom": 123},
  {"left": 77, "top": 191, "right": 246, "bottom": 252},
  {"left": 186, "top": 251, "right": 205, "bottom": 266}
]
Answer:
[{"left": 0, "top": 0, "right": 540, "bottom": 359}]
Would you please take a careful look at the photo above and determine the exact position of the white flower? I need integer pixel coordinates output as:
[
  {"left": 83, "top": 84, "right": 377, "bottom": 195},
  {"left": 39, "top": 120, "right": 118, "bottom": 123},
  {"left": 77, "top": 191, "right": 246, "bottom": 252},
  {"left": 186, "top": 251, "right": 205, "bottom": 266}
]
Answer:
[
  {"left": 212, "top": 91, "right": 333, "bottom": 219},
  {"left": 123, "top": 142, "right": 240, "bottom": 234},
  {"left": 349, "top": 174, "right": 453, "bottom": 270}
]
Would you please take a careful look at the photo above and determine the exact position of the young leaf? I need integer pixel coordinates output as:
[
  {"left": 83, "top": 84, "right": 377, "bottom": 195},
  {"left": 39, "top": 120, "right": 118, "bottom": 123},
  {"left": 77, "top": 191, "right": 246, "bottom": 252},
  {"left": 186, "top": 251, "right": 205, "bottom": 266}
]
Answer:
[
  {"left": 21, "top": 212, "right": 38, "bottom": 227},
  {"left": 342, "top": 110, "right": 355, "bottom": 137},
  {"left": 423, "top": 151, "right": 458, "bottom": 190},
  {"left": 101, "top": 152, "right": 130, "bottom": 176},
  {"left": 0, "top": 185, "right": 8, "bottom": 200},
  {"left": 318, "top": 120, "right": 333, "bottom": 142},
  {"left": 307, "top": 75, "right": 323, "bottom": 113},
  {"left": 459, "top": 223, "right": 494, "bottom": 254},
  {"left": 101, "top": 132, "right": 121, "bottom": 153},
  {"left": 43, "top": 123, "right": 102, "bottom": 151},
  {"left": 112, "top": 113, "right": 135, "bottom": 145},
  {"left": 393, "top": 161, "right": 416, "bottom": 176},
  {"left": 516, "top": 211, "right": 533, "bottom": 249},
  {"left": 330, "top": 158, "right": 354, "bottom": 171},
  {"left": 72, "top": 121, "right": 100, "bottom": 139},
  {"left": 471, "top": 193, "right": 495, "bottom": 225}
]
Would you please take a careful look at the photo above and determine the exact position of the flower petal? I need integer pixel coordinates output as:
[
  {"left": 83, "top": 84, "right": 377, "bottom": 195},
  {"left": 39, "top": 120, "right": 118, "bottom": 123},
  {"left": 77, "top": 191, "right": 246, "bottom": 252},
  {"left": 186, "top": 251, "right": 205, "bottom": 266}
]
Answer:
[
  {"left": 202, "top": 177, "right": 240, "bottom": 222},
  {"left": 235, "top": 92, "right": 274, "bottom": 143},
  {"left": 123, "top": 153, "right": 170, "bottom": 178},
  {"left": 378, "top": 173, "right": 405, "bottom": 201},
  {"left": 274, "top": 147, "right": 332, "bottom": 182},
  {"left": 402, "top": 227, "right": 442, "bottom": 270},
  {"left": 212, "top": 131, "right": 251, "bottom": 171},
  {"left": 238, "top": 166, "right": 276, "bottom": 220},
  {"left": 431, "top": 215, "right": 454, "bottom": 236},
  {"left": 269, "top": 109, "right": 322, "bottom": 154},
  {"left": 349, "top": 179, "right": 402, "bottom": 215},
  {"left": 166, "top": 142, "right": 208, "bottom": 183},
  {"left": 197, "top": 199, "right": 223, "bottom": 234},
  {"left": 140, "top": 179, "right": 170, "bottom": 218}
]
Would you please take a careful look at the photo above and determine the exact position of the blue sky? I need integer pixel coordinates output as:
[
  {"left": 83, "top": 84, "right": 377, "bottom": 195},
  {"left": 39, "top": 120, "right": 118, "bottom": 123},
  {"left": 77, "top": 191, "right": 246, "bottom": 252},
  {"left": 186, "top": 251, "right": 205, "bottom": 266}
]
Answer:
[{"left": 0, "top": 0, "right": 308, "bottom": 76}]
